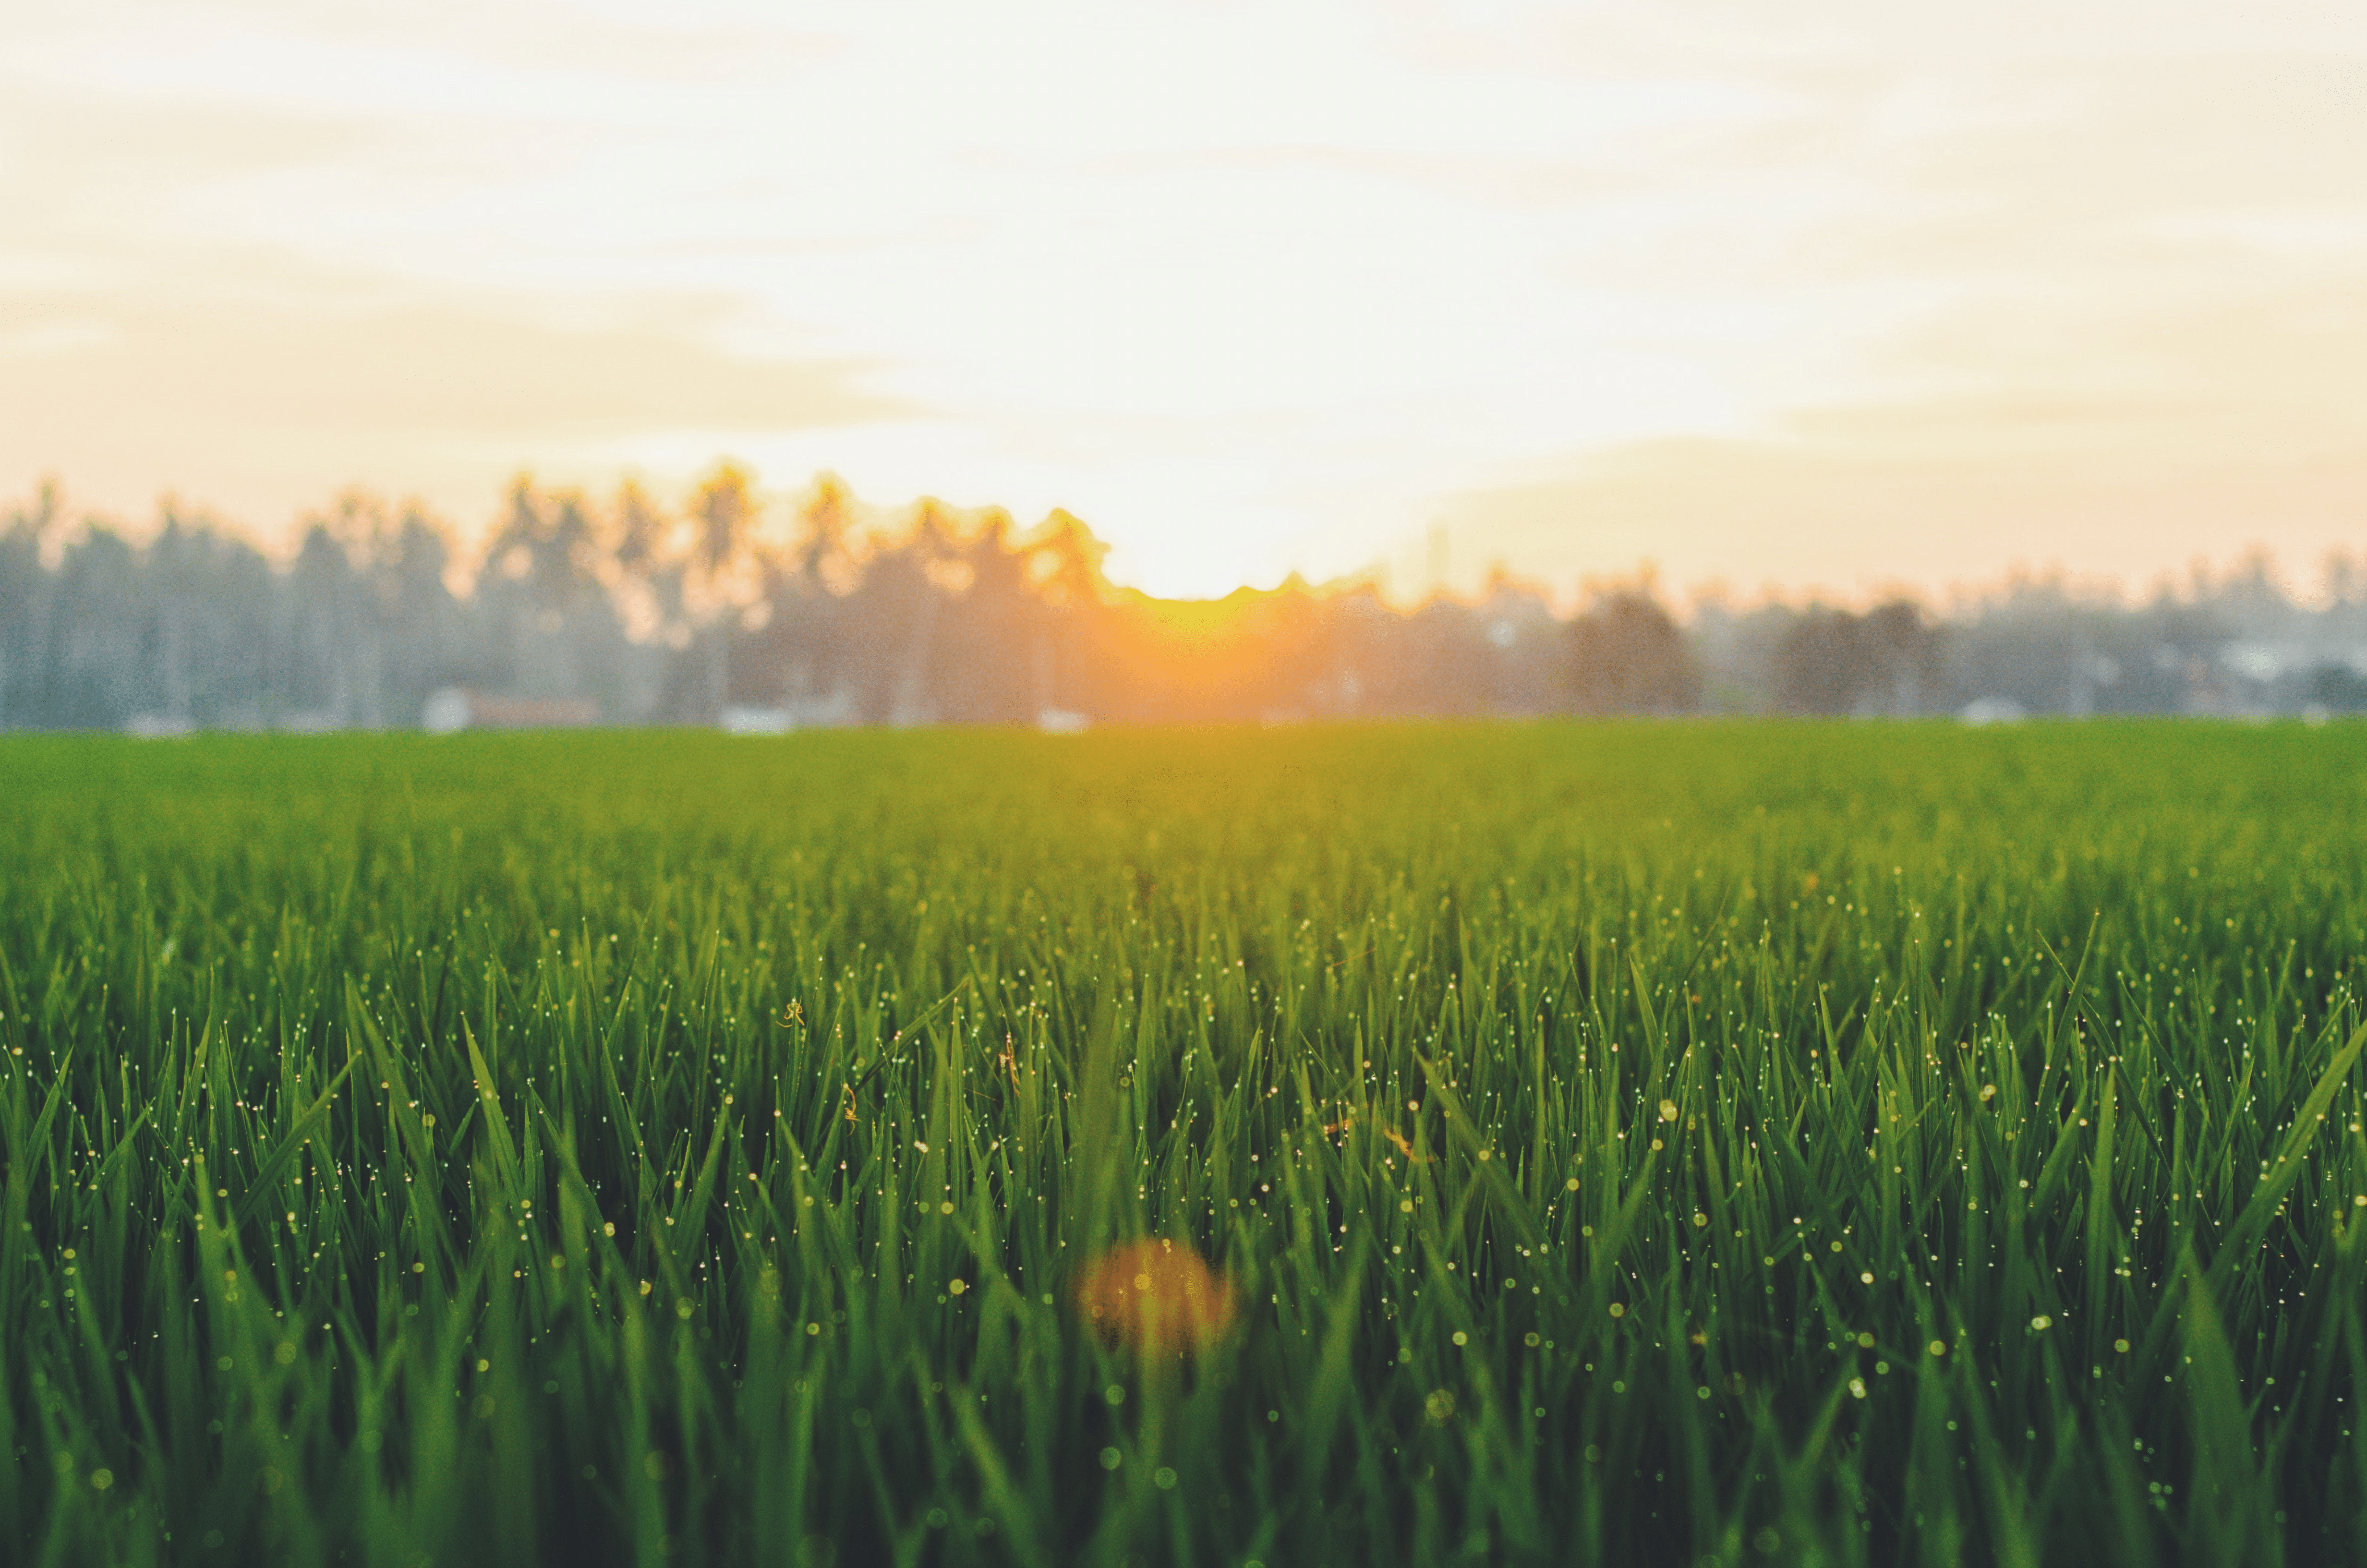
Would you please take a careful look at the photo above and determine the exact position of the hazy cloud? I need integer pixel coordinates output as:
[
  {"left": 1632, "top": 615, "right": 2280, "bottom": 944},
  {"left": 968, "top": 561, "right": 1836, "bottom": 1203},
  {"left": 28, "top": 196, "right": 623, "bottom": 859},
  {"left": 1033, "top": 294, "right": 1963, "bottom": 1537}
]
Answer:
[{"left": 6, "top": 0, "right": 2364, "bottom": 595}]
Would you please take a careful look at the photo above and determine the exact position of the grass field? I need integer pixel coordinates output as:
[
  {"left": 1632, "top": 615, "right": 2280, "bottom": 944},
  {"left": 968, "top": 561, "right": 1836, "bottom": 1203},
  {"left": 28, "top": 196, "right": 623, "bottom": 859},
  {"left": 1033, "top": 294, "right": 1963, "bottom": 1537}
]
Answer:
[{"left": 4, "top": 723, "right": 2365, "bottom": 1566}]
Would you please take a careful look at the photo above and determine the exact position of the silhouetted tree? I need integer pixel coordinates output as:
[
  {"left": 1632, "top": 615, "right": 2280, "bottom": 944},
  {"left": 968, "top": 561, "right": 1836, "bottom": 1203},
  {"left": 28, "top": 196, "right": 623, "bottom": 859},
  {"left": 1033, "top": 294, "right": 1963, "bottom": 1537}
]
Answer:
[
  {"left": 1772, "top": 600, "right": 1937, "bottom": 716},
  {"left": 933, "top": 509, "right": 1039, "bottom": 723},
  {"left": 0, "top": 483, "right": 60, "bottom": 725},
  {"left": 2, "top": 469, "right": 2351, "bottom": 732},
  {"left": 1568, "top": 589, "right": 1699, "bottom": 714},
  {"left": 2310, "top": 665, "right": 2367, "bottom": 714},
  {"left": 689, "top": 461, "right": 756, "bottom": 717},
  {"left": 47, "top": 524, "right": 143, "bottom": 728}
]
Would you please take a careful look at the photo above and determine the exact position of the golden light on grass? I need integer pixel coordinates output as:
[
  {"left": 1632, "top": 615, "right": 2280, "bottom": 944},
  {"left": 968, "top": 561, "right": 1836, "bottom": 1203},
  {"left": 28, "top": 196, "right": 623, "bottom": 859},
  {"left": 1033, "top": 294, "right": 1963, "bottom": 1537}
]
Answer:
[{"left": 1073, "top": 1238, "right": 1235, "bottom": 1355}]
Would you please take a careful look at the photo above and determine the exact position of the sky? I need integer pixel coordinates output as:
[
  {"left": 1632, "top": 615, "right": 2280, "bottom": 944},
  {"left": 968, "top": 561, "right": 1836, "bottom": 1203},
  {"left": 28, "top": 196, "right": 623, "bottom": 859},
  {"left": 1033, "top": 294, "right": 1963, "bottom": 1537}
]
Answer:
[{"left": 4, "top": 0, "right": 2364, "bottom": 604}]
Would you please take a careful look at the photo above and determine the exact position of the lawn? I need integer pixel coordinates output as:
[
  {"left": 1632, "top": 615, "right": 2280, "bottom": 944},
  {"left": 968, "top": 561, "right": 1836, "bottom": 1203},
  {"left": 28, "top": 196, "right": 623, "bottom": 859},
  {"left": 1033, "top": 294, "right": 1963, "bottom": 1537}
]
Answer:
[{"left": 3, "top": 722, "right": 2363, "bottom": 1565}]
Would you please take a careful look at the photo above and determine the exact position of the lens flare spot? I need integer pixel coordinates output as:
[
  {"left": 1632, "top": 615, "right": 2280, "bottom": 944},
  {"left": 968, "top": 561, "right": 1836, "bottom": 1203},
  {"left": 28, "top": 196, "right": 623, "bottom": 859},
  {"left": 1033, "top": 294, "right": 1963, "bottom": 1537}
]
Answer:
[{"left": 1072, "top": 1238, "right": 1235, "bottom": 1354}]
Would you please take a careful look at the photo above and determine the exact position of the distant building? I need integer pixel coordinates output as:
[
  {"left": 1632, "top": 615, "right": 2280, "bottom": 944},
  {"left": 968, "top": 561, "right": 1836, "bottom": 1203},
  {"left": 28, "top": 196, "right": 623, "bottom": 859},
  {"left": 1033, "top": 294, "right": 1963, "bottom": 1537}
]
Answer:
[
  {"left": 421, "top": 688, "right": 600, "bottom": 732},
  {"left": 719, "top": 705, "right": 793, "bottom": 734},
  {"left": 1958, "top": 697, "right": 2025, "bottom": 726}
]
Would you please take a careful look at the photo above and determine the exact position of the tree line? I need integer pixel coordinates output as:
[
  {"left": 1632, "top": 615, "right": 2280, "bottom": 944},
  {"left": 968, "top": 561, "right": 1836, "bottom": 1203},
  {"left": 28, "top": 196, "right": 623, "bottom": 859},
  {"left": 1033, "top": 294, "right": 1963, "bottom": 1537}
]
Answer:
[{"left": 3, "top": 469, "right": 2363, "bottom": 730}]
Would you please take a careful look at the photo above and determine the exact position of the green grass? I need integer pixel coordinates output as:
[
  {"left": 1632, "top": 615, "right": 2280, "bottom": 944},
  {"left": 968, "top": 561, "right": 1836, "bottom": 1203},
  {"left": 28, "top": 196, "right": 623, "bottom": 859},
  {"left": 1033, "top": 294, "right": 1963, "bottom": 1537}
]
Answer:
[{"left": 3, "top": 722, "right": 2366, "bottom": 1566}]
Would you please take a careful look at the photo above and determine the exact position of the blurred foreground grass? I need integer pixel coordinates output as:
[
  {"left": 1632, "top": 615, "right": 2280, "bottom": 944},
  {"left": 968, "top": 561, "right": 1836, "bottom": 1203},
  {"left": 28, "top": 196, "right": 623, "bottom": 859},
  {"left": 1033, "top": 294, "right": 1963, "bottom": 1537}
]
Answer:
[{"left": 3, "top": 723, "right": 2366, "bottom": 1565}]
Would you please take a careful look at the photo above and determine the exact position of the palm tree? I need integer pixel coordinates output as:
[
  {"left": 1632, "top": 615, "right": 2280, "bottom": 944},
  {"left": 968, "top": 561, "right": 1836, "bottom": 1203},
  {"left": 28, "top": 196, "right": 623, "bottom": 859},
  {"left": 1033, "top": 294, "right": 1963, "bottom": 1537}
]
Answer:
[
  {"left": 690, "top": 462, "right": 756, "bottom": 719},
  {"left": 0, "top": 480, "right": 61, "bottom": 725}
]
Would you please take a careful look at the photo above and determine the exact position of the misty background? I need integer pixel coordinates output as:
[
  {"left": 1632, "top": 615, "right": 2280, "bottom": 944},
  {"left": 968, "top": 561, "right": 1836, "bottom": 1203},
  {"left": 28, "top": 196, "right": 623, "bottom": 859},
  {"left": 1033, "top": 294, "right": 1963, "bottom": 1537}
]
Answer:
[{"left": 5, "top": 471, "right": 2364, "bottom": 733}]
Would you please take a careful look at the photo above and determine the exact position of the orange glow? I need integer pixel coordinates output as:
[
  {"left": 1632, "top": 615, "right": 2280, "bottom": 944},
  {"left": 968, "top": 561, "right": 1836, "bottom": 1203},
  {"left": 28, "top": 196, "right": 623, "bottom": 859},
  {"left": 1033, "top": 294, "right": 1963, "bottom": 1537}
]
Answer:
[{"left": 1073, "top": 1238, "right": 1235, "bottom": 1355}]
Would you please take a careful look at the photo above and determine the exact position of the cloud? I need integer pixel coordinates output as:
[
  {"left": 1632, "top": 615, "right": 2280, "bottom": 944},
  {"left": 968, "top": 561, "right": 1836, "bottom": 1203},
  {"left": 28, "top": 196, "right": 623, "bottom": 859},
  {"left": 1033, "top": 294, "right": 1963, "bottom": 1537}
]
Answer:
[
  {"left": 1445, "top": 389, "right": 2367, "bottom": 607},
  {"left": 0, "top": 272, "right": 911, "bottom": 536}
]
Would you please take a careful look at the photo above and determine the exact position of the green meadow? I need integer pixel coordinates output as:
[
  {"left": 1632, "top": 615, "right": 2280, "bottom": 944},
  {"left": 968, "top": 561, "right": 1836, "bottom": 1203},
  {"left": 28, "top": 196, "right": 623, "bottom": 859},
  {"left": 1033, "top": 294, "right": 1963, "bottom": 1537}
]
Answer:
[{"left": 3, "top": 723, "right": 2364, "bottom": 1566}]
